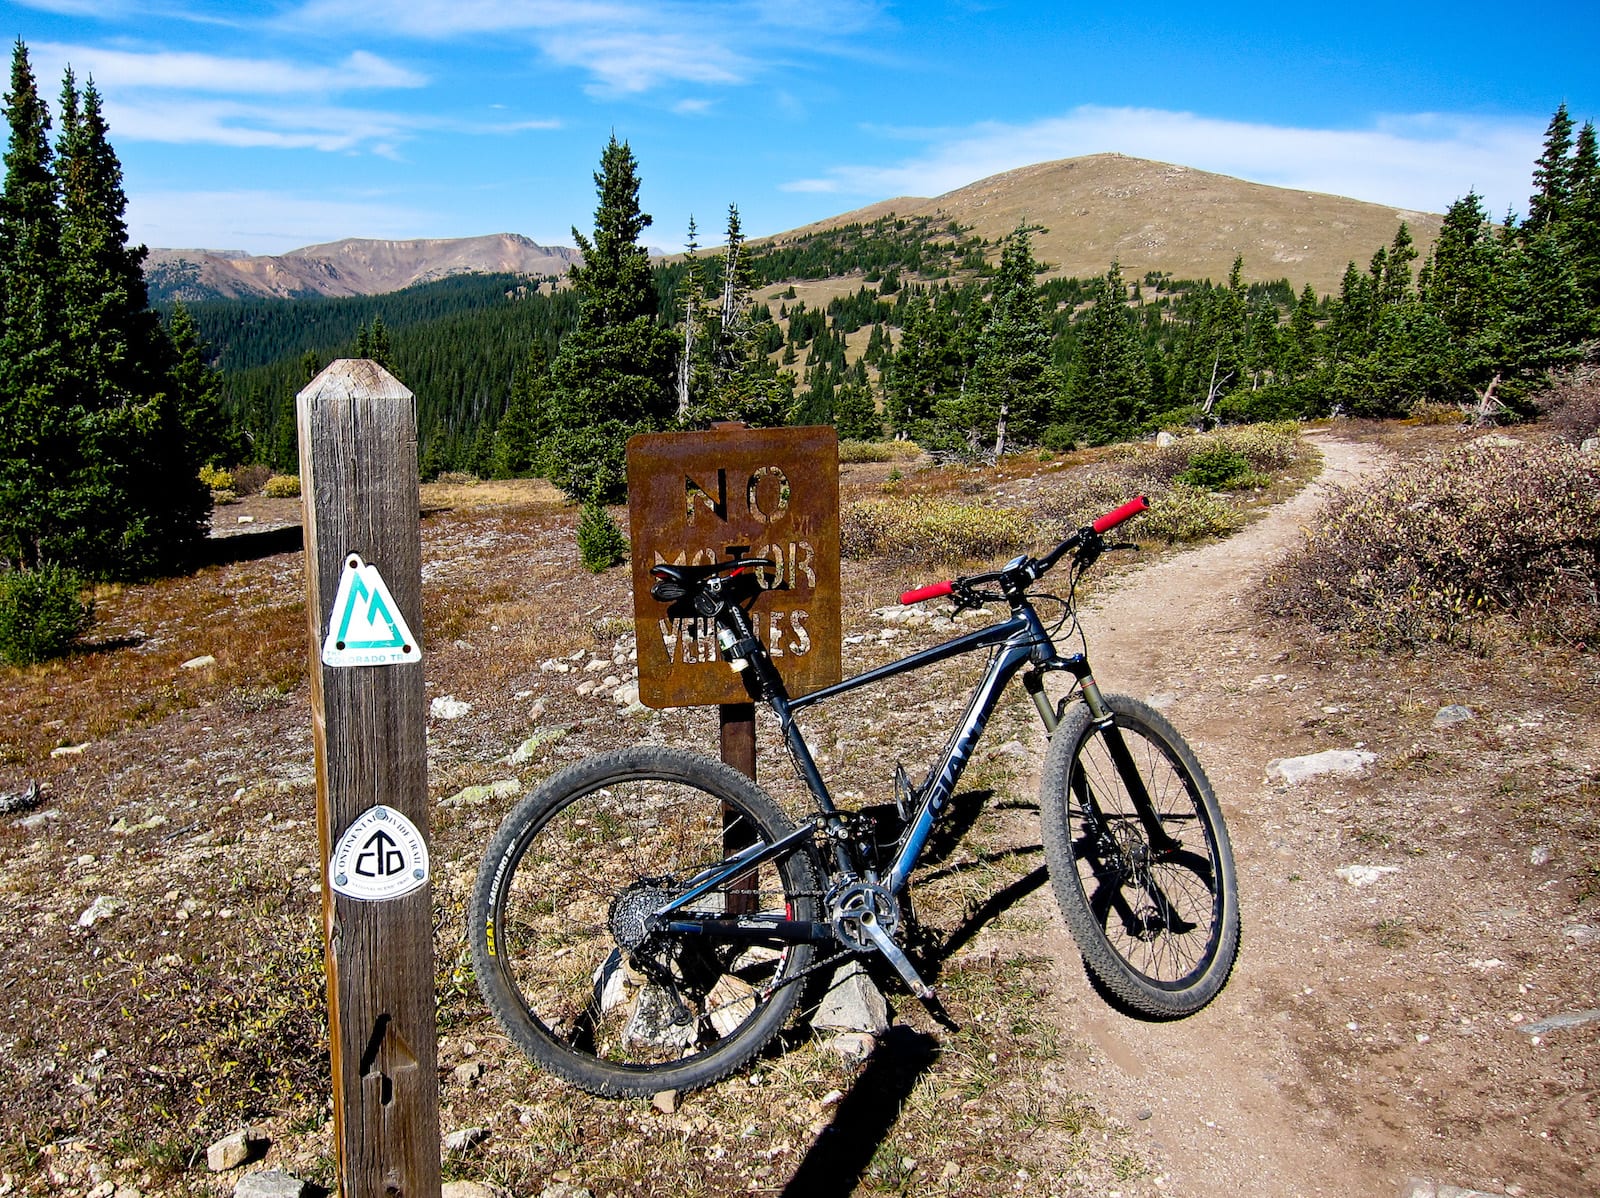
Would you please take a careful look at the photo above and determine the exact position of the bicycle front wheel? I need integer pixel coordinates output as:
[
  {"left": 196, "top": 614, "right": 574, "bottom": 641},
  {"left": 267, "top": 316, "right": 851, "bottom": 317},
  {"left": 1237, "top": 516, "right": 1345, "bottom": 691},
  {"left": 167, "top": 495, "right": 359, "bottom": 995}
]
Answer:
[
  {"left": 1040, "top": 694, "right": 1239, "bottom": 1017},
  {"left": 469, "top": 746, "right": 821, "bottom": 1096}
]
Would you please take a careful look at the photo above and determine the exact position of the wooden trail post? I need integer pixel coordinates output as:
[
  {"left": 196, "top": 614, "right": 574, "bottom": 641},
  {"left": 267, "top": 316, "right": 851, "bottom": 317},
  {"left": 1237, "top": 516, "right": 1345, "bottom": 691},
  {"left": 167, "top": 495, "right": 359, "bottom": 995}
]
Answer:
[{"left": 298, "top": 360, "right": 441, "bottom": 1198}]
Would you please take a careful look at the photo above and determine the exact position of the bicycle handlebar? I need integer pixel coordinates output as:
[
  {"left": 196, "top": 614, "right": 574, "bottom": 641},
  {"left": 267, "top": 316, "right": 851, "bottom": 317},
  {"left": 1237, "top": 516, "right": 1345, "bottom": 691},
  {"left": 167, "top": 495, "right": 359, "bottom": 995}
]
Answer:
[
  {"left": 1092, "top": 495, "right": 1148, "bottom": 534},
  {"left": 899, "top": 494, "right": 1148, "bottom": 606},
  {"left": 898, "top": 580, "right": 954, "bottom": 605}
]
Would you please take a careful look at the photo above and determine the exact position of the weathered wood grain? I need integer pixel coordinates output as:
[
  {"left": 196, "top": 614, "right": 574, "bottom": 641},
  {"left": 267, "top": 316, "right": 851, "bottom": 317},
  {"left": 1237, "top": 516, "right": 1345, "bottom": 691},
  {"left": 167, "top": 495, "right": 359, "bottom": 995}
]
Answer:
[{"left": 297, "top": 358, "right": 440, "bottom": 1198}]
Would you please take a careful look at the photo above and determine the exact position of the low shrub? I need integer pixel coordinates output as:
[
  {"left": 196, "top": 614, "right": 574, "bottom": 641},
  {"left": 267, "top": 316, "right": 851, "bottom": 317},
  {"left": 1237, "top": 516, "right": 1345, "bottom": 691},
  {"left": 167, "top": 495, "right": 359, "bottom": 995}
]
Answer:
[
  {"left": 577, "top": 500, "right": 629, "bottom": 572},
  {"left": 838, "top": 440, "right": 924, "bottom": 464},
  {"left": 198, "top": 464, "right": 234, "bottom": 492},
  {"left": 232, "top": 463, "right": 273, "bottom": 496},
  {"left": 1260, "top": 439, "right": 1600, "bottom": 649},
  {"left": 0, "top": 563, "right": 94, "bottom": 665},
  {"left": 1136, "top": 485, "right": 1248, "bottom": 541},
  {"left": 1410, "top": 400, "right": 1467, "bottom": 426},
  {"left": 842, "top": 497, "right": 1035, "bottom": 566},
  {"left": 1538, "top": 366, "right": 1600, "bottom": 444},
  {"left": 263, "top": 474, "right": 302, "bottom": 498}
]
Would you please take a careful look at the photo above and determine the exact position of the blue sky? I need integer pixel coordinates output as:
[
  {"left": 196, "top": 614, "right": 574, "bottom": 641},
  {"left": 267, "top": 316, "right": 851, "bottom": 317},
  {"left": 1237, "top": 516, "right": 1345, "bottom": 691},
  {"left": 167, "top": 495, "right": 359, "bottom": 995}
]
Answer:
[{"left": 5, "top": 0, "right": 1597, "bottom": 255}]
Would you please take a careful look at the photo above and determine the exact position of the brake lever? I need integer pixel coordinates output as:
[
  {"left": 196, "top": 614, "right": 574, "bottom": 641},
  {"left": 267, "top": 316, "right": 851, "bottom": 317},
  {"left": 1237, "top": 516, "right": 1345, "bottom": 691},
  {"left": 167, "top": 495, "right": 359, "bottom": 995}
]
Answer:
[{"left": 1106, "top": 541, "right": 1140, "bottom": 553}]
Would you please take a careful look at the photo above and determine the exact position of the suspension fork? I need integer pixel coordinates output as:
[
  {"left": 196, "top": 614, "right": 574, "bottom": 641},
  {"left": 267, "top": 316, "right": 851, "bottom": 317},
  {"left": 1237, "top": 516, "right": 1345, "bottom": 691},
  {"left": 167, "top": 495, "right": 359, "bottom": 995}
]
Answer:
[{"left": 1025, "top": 660, "right": 1181, "bottom": 855}]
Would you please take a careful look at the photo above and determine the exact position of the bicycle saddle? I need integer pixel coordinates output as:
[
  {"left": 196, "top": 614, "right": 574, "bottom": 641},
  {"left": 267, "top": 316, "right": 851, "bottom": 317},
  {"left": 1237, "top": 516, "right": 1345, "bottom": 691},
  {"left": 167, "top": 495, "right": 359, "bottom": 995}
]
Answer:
[{"left": 650, "top": 557, "right": 773, "bottom": 602}]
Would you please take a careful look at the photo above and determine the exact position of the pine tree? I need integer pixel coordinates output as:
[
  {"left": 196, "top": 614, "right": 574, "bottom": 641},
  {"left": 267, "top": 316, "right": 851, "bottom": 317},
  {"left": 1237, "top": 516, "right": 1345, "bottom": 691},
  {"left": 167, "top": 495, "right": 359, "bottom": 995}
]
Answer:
[
  {"left": 165, "top": 302, "right": 232, "bottom": 467},
  {"left": 1527, "top": 103, "right": 1575, "bottom": 230},
  {"left": 491, "top": 347, "right": 548, "bottom": 477},
  {"left": 674, "top": 216, "right": 704, "bottom": 418},
  {"left": 1568, "top": 121, "right": 1600, "bottom": 311},
  {"left": 833, "top": 380, "right": 881, "bottom": 440},
  {"left": 55, "top": 71, "right": 209, "bottom": 576},
  {"left": 712, "top": 203, "right": 754, "bottom": 387},
  {"left": 0, "top": 40, "right": 68, "bottom": 572},
  {"left": 543, "top": 136, "right": 675, "bottom": 501},
  {"left": 1059, "top": 261, "right": 1150, "bottom": 443},
  {"left": 1378, "top": 223, "right": 1417, "bottom": 305},
  {"left": 1280, "top": 284, "right": 1321, "bottom": 380}
]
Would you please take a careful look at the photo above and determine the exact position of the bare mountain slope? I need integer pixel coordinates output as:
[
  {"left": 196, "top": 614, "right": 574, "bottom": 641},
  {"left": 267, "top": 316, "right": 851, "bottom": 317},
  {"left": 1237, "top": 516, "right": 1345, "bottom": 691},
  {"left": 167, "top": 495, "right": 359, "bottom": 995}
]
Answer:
[
  {"left": 145, "top": 233, "right": 579, "bottom": 301},
  {"left": 776, "top": 153, "right": 1444, "bottom": 293}
]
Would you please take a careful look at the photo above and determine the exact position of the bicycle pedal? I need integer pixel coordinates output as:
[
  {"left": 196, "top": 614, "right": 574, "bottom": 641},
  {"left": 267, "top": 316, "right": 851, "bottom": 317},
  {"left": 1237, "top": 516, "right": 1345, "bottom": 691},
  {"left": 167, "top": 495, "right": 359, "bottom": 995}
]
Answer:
[{"left": 919, "top": 992, "right": 960, "bottom": 1032}]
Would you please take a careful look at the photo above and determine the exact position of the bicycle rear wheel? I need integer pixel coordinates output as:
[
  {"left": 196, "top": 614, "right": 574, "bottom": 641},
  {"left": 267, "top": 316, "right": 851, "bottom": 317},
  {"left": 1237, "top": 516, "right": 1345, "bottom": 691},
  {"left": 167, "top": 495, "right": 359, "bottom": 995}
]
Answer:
[
  {"left": 469, "top": 746, "right": 821, "bottom": 1096},
  {"left": 1040, "top": 694, "right": 1239, "bottom": 1017}
]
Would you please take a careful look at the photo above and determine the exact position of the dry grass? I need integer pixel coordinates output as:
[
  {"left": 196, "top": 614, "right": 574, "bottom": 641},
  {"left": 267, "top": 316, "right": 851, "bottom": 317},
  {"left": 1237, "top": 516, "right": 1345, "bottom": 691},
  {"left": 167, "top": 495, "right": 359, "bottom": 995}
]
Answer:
[{"left": 18, "top": 423, "right": 1552, "bottom": 1198}]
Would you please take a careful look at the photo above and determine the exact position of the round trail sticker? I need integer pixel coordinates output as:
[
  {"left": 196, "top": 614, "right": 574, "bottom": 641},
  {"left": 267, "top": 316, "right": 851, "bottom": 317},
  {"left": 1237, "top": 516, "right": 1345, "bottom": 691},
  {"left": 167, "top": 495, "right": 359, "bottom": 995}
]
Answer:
[{"left": 329, "top": 806, "right": 430, "bottom": 901}]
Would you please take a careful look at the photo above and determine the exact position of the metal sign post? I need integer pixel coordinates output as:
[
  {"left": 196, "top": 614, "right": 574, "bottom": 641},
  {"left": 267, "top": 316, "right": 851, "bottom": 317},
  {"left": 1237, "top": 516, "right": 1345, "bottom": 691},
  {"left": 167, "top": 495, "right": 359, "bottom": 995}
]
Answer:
[
  {"left": 626, "top": 423, "right": 842, "bottom": 731},
  {"left": 298, "top": 360, "right": 441, "bottom": 1198}
]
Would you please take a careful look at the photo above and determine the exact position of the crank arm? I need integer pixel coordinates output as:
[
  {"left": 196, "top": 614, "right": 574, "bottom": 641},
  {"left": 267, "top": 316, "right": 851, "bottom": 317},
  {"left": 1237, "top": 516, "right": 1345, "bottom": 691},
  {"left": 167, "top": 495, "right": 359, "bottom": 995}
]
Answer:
[{"left": 855, "top": 908, "right": 933, "bottom": 1001}]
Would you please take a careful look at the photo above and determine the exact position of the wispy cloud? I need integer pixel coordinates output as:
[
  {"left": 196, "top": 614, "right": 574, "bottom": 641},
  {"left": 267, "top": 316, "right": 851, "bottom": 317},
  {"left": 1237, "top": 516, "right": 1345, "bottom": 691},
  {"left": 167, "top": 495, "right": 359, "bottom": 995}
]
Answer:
[
  {"left": 32, "top": 43, "right": 426, "bottom": 93},
  {"left": 783, "top": 106, "right": 1546, "bottom": 217},
  {"left": 102, "top": 94, "right": 556, "bottom": 155},
  {"left": 103, "top": 97, "right": 413, "bottom": 152},
  {"left": 286, "top": 0, "right": 883, "bottom": 95},
  {"left": 289, "top": 0, "right": 635, "bottom": 36},
  {"left": 539, "top": 30, "right": 749, "bottom": 95},
  {"left": 127, "top": 187, "right": 436, "bottom": 253}
]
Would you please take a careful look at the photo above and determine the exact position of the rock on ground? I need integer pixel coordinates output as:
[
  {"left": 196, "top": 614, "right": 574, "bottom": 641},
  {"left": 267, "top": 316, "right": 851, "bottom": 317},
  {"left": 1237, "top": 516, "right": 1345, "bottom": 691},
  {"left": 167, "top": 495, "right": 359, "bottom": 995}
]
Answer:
[
  {"left": 811, "top": 960, "right": 890, "bottom": 1033},
  {"left": 233, "top": 1170, "right": 308, "bottom": 1198},
  {"left": 1265, "top": 748, "right": 1377, "bottom": 785}
]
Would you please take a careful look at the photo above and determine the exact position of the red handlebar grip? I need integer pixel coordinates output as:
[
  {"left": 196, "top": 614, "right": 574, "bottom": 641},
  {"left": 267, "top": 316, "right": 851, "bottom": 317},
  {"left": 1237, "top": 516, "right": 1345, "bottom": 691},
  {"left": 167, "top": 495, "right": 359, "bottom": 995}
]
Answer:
[
  {"left": 900, "top": 580, "right": 953, "bottom": 605},
  {"left": 1092, "top": 495, "right": 1149, "bottom": 534}
]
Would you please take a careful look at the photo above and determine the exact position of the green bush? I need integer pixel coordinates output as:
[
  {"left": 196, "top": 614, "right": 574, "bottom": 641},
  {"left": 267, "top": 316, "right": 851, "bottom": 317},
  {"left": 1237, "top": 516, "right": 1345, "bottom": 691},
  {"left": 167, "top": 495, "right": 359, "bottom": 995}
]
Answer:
[
  {"left": 263, "top": 474, "right": 301, "bottom": 498},
  {"left": 1177, "top": 445, "right": 1256, "bottom": 490},
  {"left": 0, "top": 564, "right": 94, "bottom": 665},
  {"left": 577, "top": 500, "right": 629, "bottom": 572},
  {"left": 1261, "top": 439, "right": 1600, "bottom": 648},
  {"left": 198, "top": 464, "right": 235, "bottom": 492},
  {"left": 1040, "top": 424, "right": 1078, "bottom": 452}
]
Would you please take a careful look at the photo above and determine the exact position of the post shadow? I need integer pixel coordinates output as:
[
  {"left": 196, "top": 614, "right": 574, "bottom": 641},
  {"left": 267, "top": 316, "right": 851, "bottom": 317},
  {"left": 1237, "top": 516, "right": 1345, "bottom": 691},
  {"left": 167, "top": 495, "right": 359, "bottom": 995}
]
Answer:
[{"left": 779, "top": 1025, "right": 940, "bottom": 1197}]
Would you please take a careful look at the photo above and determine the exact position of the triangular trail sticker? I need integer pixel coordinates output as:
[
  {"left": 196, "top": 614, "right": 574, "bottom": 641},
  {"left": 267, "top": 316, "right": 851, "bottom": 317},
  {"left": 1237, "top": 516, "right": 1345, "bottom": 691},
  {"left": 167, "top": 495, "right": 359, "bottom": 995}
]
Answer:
[{"left": 322, "top": 553, "right": 421, "bottom": 667}]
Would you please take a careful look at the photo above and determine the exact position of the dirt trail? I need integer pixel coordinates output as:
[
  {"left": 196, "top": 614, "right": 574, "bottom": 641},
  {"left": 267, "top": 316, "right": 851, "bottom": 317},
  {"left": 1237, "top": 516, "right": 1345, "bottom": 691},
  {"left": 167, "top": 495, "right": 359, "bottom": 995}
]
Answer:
[{"left": 1025, "top": 435, "right": 1397, "bottom": 1197}]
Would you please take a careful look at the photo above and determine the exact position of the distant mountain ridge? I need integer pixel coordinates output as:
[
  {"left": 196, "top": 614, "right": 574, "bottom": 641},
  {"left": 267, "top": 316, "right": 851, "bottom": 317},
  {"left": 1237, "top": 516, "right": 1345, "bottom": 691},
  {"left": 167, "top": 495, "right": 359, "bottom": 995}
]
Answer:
[
  {"left": 145, "top": 233, "right": 580, "bottom": 302},
  {"left": 147, "top": 155, "right": 1445, "bottom": 302}
]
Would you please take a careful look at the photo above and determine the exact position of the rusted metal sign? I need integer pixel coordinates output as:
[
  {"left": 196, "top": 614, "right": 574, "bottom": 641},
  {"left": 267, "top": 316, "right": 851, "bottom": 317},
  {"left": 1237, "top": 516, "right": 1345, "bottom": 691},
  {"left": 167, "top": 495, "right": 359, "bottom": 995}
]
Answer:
[{"left": 627, "top": 424, "right": 841, "bottom": 709}]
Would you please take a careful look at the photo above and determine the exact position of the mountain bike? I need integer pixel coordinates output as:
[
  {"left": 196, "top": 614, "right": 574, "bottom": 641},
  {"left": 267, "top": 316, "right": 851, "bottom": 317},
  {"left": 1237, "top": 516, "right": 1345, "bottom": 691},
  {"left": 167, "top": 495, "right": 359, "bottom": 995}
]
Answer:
[{"left": 469, "top": 496, "right": 1240, "bottom": 1097}]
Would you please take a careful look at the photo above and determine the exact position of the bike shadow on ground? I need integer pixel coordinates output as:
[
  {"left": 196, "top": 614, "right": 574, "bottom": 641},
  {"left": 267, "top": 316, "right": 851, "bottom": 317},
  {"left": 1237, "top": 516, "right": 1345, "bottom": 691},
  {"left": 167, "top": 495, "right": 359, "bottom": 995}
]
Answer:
[
  {"left": 857, "top": 788, "right": 995, "bottom": 870},
  {"left": 778, "top": 1024, "right": 941, "bottom": 1198}
]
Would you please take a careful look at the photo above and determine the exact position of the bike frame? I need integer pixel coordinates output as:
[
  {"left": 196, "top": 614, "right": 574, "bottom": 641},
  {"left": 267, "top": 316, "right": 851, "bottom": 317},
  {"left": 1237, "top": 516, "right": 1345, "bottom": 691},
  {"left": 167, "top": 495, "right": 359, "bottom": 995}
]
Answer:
[
  {"left": 782, "top": 601, "right": 1089, "bottom": 893},
  {"left": 658, "top": 592, "right": 1101, "bottom": 931}
]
